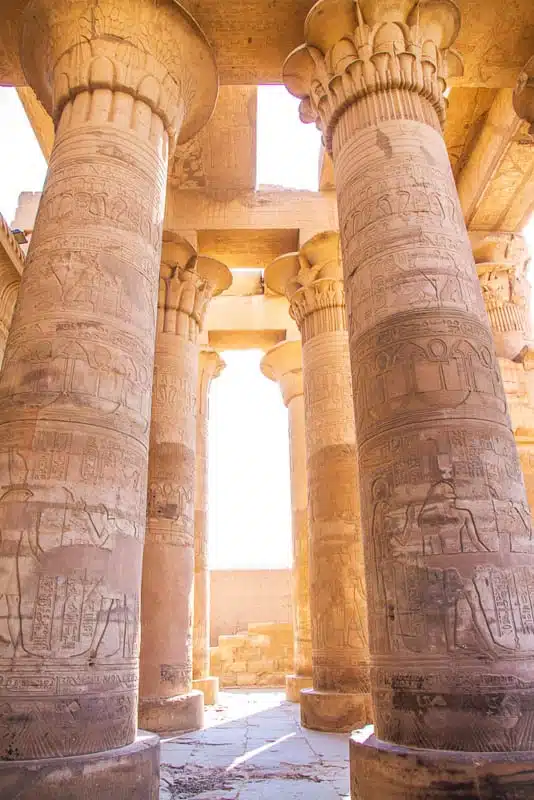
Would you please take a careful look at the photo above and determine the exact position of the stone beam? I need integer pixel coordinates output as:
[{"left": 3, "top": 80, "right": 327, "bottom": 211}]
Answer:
[
  {"left": 16, "top": 86, "right": 54, "bottom": 160},
  {"left": 165, "top": 189, "right": 338, "bottom": 242},
  {"left": 205, "top": 294, "right": 298, "bottom": 338},
  {"left": 455, "top": 89, "right": 522, "bottom": 225}
]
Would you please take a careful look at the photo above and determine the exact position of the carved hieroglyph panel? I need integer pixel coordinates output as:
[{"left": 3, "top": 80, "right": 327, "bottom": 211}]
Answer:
[
  {"left": 335, "top": 113, "right": 534, "bottom": 752},
  {"left": 142, "top": 336, "right": 198, "bottom": 698},
  {"left": 303, "top": 330, "right": 369, "bottom": 693},
  {"left": 0, "top": 102, "right": 166, "bottom": 758}
]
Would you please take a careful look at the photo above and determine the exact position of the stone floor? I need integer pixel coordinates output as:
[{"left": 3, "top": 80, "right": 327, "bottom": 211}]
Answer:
[{"left": 160, "top": 689, "right": 350, "bottom": 799}]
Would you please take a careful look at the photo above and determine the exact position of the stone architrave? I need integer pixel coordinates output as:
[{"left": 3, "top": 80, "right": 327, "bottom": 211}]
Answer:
[
  {"left": 261, "top": 340, "right": 313, "bottom": 703},
  {"left": 285, "top": 2, "right": 534, "bottom": 796},
  {"left": 139, "top": 235, "right": 231, "bottom": 733},
  {"left": 265, "top": 232, "right": 371, "bottom": 732},
  {"left": 0, "top": 2, "right": 217, "bottom": 795},
  {"left": 192, "top": 346, "right": 225, "bottom": 706}
]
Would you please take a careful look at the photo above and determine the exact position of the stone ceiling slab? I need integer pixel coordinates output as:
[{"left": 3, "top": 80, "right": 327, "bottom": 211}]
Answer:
[{"left": 1, "top": 0, "right": 534, "bottom": 88}]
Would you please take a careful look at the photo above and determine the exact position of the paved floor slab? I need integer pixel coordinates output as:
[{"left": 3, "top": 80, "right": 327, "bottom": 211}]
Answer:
[{"left": 160, "top": 689, "right": 350, "bottom": 799}]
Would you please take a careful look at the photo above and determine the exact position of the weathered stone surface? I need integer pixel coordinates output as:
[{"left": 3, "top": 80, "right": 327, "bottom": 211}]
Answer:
[
  {"left": 192, "top": 676, "right": 220, "bottom": 705},
  {"left": 0, "top": 0, "right": 216, "bottom": 766},
  {"left": 351, "top": 727, "right": 534, "bottom": 800},
  {"left": 285, "top": 0, "right": 534, "bottom": 794},
  {"left": 0, "top": 731, "right": 160, "bottom": 800},
  {"left": 211, "top": 623, "right": 294, "bottom": 688},
  {"left": 261, "top": 341, "right": 312, "bottom": 703},
  {"left": 138, "top": 691, "right": 204, "bottom": 736},
  {"left": 285, "top": 673, "right": 314, "bottom": 703},
  {"left": 192, "top": 347, "right": 225, "bottom": 705},
  {"left": 301, "top": 689, "right": 371, "bottom": 734},
  {"left": 139, "top": 235, "right": 230, "bottom": 733},
  {"left": 265, "top": 232, "right": 370, "bottom": 732}
]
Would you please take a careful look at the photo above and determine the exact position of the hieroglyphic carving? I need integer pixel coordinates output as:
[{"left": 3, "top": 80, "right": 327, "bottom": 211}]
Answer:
[
  {"left": 139, "top": 241, "right": 230, "bottom": 729},
  {"left": 337, "top": 121, "right": 534, "bottom": 752},
  {"left": 284, "top": 0, "right": 534, "bottom": 763},
  {"left": 265, "top": 235, "right": 370, "bottom": 727},
  {"left": 0, "top": 0, "right": 218, "bottom": 763}
]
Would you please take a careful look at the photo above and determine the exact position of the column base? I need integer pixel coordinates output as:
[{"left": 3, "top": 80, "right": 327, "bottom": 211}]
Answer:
[
  {"left": 0, "top": 730, "right": 159, "bottom": 800},
  {"left": 192, "top": 676, "right": 219, "bottom": 705},
  {"left": 286, "top": 673, "right": 313, "bottom": 702},
  {"left": 300, "top": 688, "right": 372, "bottom": 733},
  {"left": 138, "top": 690, "right": 204, "bottom": 734},
  {"left": 350, "top": 726, "right": 534, "bottom": 799}
]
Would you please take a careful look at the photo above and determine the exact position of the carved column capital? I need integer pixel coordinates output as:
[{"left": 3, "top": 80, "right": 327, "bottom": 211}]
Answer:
[
  {"left": 283, "top": 0, "right": 463, "bottom": 150},
  {"left": 514, "top": 56, "right": 534, "bottom": 136},
  {"left": 261, "top": 340, "right": 303, "bottom": 406},
  {"left": 159, "top": 233, "right": 232, "bottom": 341},
  {"left": 20, "top": 0, "right": 218, "bottom": 143},
  {"left": 470, "top": 230, "right": 531, "bottom": 360},
  {"left": 199, "top": 347, "right": 226, "bottom": 382},
  {"left": 264, "top": 231, "right": 346, "bottom": 340}
]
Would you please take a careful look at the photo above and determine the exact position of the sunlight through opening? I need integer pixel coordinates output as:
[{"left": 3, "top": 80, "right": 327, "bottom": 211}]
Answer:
[
  {"left": 208, "top": 350, "right": 292, "bottom": 570},
  {"left": 256, "top": 85, "right": 321, "bottom": 191}
]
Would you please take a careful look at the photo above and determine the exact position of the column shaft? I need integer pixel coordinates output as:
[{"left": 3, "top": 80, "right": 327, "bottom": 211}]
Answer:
[
  {"left": 301, "top": 312, "right": 368, "bottom": 707},
  {"left": 192, "top": 348, "right": 224, "bottom": 706},
  {"left": 0, "top": 89, "right": 167, "bottom": 758},
  {"left": 285, "top": 5, "right": 534, "bottom": 795},
  {"left": 260, "top": 340, "right": 313, "bottom": 702},
  {"left": 139, "top": 320, "right": 202, "bottom": 732},
  {"left": 264, "top": 236, "right": 371, "bottom": 732},
  {"left": 139, "top": 240, "right": 231, "bottom": 731},
  {"left": 287, "top": 391, "right": 313, "bottom": 694},
  {"left": 0, "top": 1, "right": 217, "bottom": 793}
]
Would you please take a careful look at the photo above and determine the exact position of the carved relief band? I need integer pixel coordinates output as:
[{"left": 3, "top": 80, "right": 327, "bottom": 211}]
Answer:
[
  {"left": 284, "top": 1, "right": 534, "bottom": 797},
  {"left": 265, "top": 232, "right": 371, "bottom": 733},
  {"left": 0, "top": 1, "right": 217, "bottom": 796},
  {"left": 139, "top": 235, "right": 231, "bottom": 733},
  {"left": 192, "top": 347, "right": 225, "bottom": 706},
  {"left": 261, "top": 340, "right": 313, "bottom": 702}
]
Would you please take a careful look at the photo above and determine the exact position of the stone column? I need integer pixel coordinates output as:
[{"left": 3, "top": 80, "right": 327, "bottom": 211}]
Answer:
[
  {"left": 0, "top": 214, "right": 23, "bottom": 367},
  {"left": 285, "top": 4, "right": 534, "bottom": 796},
  {"left": 472, "top": 231, "right": 534, "bottom": 517},
  {"left": 265, "top": 233, "right": 370, "bottom": 732},
  {"left": 0, "top": 2, "right": 217, "bottom": 794},
  {"left": 261, "top": 340, "right": 313, "bottom": 703},
  {"left": 192, "top": 347, "right": 225, "bottom": 706},
  {"left": 139, "top": 236, "right": 231, "bottom": 733}
]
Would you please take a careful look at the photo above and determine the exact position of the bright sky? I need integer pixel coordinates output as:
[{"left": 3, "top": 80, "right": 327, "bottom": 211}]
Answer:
[
  {"left": 208, "top": 350, "right": 292, "bottom": 569},
  {"left": 1, "top": 84, "right": 534, "bottom": 571},
  {"left": 0, "top": 88, "right": 47, "bottom": 223},
  {"left": 256, "top": 85, "right": 321, "bottom": 190}
]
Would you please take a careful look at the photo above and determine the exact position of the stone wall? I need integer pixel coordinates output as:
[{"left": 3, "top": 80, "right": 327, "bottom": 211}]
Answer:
[
  {"left": 210, "top": 569, "right": 292, "bottom": 645},
  {"left": 211, "top": 622, "right": 294, "bottom": 688}
]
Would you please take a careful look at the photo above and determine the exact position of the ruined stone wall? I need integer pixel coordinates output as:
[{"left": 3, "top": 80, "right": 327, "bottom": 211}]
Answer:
[{"left": 210, "top": 569, "right": 292, "bottom": 645}]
